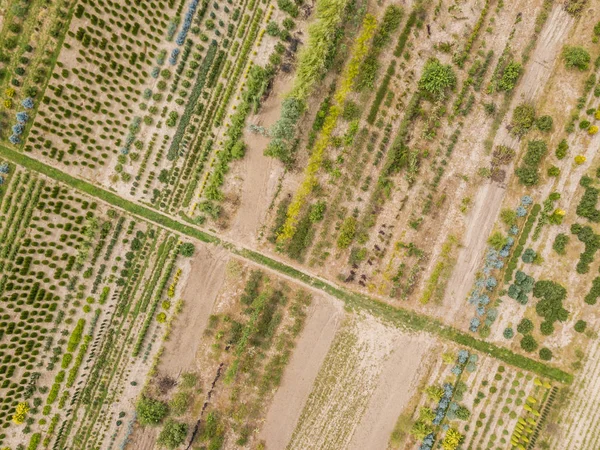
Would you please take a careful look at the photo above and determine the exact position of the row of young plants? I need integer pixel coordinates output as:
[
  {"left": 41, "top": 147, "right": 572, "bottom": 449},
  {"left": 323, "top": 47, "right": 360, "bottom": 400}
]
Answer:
[{"left": 276, "top": 13, "right": 378, "bottom": 242}]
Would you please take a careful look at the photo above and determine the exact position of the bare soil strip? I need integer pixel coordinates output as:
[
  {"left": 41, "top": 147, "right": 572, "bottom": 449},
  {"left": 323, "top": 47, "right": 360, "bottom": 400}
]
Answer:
[{"left": 260, "top": 296, "right": 345, "bottom": 449}]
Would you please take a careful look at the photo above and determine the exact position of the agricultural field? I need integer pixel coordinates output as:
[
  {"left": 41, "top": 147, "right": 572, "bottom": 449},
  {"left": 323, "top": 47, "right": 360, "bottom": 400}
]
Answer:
[{"left": 2, "top": 0, "right": 600, "bottom": 448}]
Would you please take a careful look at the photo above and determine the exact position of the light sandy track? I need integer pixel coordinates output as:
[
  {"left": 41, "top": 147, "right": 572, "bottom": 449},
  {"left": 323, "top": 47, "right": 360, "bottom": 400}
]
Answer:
[
  {"left": 226, "top": 72, "right": 289, "bottom": 245},
  {"left": 260, "top": 296, "right": 345, "bottom": 449},
  {"left": 157, "top": 245, "right": 230, "bottom": 376}
]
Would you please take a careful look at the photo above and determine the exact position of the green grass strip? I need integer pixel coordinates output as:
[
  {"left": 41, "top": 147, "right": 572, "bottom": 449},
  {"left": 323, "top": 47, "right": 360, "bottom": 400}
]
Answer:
[
  {"left": 0, "top": 144, "right": 572, "bottom": 384},
  {"left": 238, "top": 249, "right": 573, "bottom": 384},
  {"left": 0, "top": 145, "right": 220, "bottom": 245}
]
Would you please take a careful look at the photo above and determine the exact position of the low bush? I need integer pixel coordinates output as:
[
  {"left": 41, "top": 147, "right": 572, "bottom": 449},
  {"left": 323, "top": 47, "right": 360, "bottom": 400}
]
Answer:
[
  {"left": 510, "top": 103, "right": 536, "bottom": 136},
  {"left": 574, "top": 319, "right": 587, "bottom": 332},
  {"left": 552, "top": 233, "right": 569, "bottom": 255},
  {"left": 539, "top": 348, "right": 552, "bottom": 361},
  {"left": 563, "top": 46, "right": 591, "bottom": 70},
  {"left": 136, "top": 397, "right": 168, "bottom": 426}
]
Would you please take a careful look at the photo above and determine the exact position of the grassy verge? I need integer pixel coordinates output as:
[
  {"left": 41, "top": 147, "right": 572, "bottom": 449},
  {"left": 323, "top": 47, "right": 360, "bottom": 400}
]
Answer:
[
  {"left": 0, "top": 144, "right": 220, "bottom": 245},
  {"left": 239, "top": 249, "right": 572, "bottom": 384},
  {"left": 0, "top": 144, "right": 572, "bottom": 384}
]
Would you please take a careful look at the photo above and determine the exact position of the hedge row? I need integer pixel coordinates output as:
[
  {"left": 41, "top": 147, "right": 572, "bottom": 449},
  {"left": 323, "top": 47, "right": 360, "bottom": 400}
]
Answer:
[
  {"left": 166, "top": 40, "right": 218, "bottom": 161},
  {"left": 366, "top": 60, "right": 395, "bottom": 124}
]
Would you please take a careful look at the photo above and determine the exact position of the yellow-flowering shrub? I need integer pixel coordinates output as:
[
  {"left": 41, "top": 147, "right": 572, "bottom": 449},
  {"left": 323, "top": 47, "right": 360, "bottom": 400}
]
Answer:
[{"left": 12, "top": 402, "right": 29, "bottom": 424}]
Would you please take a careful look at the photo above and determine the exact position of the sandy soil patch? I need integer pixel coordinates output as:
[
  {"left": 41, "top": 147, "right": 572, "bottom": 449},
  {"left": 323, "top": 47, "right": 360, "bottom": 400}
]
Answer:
[
  {"left": 157, "top": 244, "right": 230, "bottom": 377},
  {"left": 260, "top": 295, "right": 345, "bottom": 449},
  {"left": 283, "top": 314, "right": 434, "bottom": 450}
]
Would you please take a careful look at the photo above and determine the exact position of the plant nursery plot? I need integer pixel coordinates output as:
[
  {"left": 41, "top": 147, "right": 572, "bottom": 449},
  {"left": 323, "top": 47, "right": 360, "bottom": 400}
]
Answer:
[
  {"left": 0, "top": 163, "right": 201, "bottom": 450},
  {"left": 2, "top": 0, "right": 600, "bottom": 448},
  {"left": 399, "top": 344, "right": 556, "bottom": 450}
]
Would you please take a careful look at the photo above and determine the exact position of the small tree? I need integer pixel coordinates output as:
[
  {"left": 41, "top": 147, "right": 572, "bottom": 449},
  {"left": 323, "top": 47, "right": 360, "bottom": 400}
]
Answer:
[{"left": 563, "top": 46, "right": 591, "bottom": 71}]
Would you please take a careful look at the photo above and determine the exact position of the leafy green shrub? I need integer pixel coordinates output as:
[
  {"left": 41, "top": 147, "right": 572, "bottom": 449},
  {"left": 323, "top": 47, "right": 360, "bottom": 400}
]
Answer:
[
  {"left": 498, "top": 61, "right": 522, "bottom": 92},
  {"left": 539, "top": 348, "right": 552, "bottom": 361},
  {"left": 571, "top": 224, "right": 600, "bottom": 274},
  {"left": 277, "top": 0, "right": 299, "bottom": 17},
  {"left": 536, "top": 115, "right": 553, "bottom": 132},
  {"left": 521, "top": 248, "right": 536, "bottom": 263},
  {"left": 508, "top": 271, "right": 534, "bottom": 305},
  {"left": 517, "top": 318, "right": 533, "bottom": 334},
  {"left": 523, "top": 140, "right": 547, "bottom": 166},
  {"left": 67, "top": 319, "right": 85, "bottom": 352},
  {"left": 515, "top": 166, "right": 539, "bottom": 186},
  {"left": 520, "top": 335, "right": 538, "bottom": 352},
  {"left": 488, "top": 231, "right": 507, "bottom": 250},
  {"left": 574, "top": 320, "right": 587, "bottom": 332},
  {"left": 309, "top": 201, "right": 326, "bottom": 222},
  {"left": 500, "top": 208, "right": 517, "bottom": 226},
  {"left": 584, "top": 277, "right": 600, "bottom": 305},
  {"left": 418, "top": 58, "right": 457, "bottom": 99},
  {"left": 503, "top": 327, "right": 514, "bottom": 339},
  {"left": 533, "top": 280, "right": 568, "bottom": 331},
  {"left": 563, "top": 46, "right": 591, "bottom": 70},
  {"left": 136, "top": 397, "right": 168, "bottom": 426},
  {"left": 157, "top": 420, "right": 188, "bottom": 449},
  {"left": 547, "top": 166, "right": 560, "bottom": 177},
  {"left": 556, "top": 139, "right": 568, "bottom": 159},
  {"left": 337, "top": 217, "right": 357, "bottom": 249},
  {"left": 576, "top": 182, "right": 600, "bottom": 222},
  {"left": 510, "top": 103, "right": 536, "bottom": 137},
  {"left": 552, "top": 233, "right": 569, "bottom": 255}
]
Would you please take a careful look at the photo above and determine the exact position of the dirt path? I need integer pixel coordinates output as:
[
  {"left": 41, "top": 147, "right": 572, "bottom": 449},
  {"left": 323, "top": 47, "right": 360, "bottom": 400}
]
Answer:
[
  {"left": 443, "top": 181, "right": 505, "bottom": 319},
  {"left": 347, "top": 333, "right": 434, "bottom": 450},
  {"left": 260, "top": 295, "right": 344, "bottom": 449},
  {"left": 157, "top": 245, "right": 230, "bottom": 376},
  {"left": 442, "top": 3, "right": 575, "bottom": 322},
  {"left": 226, "top": 75, "right": 291, "bottom": 244}
]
